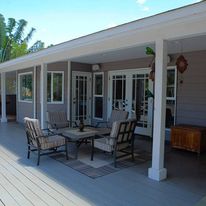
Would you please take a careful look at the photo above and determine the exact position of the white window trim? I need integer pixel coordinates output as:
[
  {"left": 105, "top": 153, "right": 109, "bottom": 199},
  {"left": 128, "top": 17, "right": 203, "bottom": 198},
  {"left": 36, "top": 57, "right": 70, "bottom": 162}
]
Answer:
[
  {"left": 47, "top": 71, "right": 64, "bottom": 104},
  {"left": 18, "top": 72, "right": 33, "bottom": 103},
  {"left": 166, "top": 66, "right": 177, "bottom": 131},
  {"left": 93, "top": 72, "right": 104, "bottom": 120}
]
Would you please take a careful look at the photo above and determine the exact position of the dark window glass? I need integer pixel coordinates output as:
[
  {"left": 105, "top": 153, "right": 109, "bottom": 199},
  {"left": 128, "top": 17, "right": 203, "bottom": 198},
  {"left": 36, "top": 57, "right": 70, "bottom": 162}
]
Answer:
[
  {"left": 94, "top": 97, "right": 103, "bottom": 118},
  {"left": 20, "top": 74, "right": 32, "bottom": 101},
  {"left": 53, "top": 73, "right": 63, "bottom": 102}
]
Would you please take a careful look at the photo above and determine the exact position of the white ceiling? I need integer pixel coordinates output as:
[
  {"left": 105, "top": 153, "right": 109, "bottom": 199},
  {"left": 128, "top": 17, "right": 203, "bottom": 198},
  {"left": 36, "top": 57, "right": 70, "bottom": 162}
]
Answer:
[{"left": 71, "top": 35, "right": 206, "bottom": 64}]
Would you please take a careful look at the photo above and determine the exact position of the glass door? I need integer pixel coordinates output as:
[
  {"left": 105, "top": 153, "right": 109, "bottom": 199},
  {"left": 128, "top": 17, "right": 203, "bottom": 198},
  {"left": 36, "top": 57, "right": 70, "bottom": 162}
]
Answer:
[
  {"left": 131, "top": 72, "right": 153, "bottom": 136},
  {"left": 72, "top": 72, "right": 92, "bottom": 125},
  {"left": 108, "top": 69, "right": 153, "bottom": 136}
]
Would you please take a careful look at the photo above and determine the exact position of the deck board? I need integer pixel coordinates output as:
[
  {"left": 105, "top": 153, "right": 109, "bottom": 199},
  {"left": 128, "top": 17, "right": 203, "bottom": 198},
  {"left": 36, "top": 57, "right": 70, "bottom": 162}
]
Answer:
[
  {"left": 0, "top": 145, "right": 90, "bottom": 206},
  {"left": 0, "top": 183, "right": 19, "bottom": 206},
  {"left": 0, "top": 162, "right": 49, "bottom": 206}
]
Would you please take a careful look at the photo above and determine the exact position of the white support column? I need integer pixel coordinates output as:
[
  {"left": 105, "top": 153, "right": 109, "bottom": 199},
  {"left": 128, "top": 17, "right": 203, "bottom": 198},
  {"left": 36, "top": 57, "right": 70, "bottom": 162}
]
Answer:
[
  {"left": 148, "top": 39, "right": 167, "bottom": 181},
  {"left": 67, "top": 61, "right": 71, "bottom": 121},
  {"left": 1, "top": 72, "right": 7, "bottom": 123},
  {"left": 40, "top": 63, "right": 47, "bottom": 129},
  {"left": 33, "top": 66, "right": 37, "bottom": 118}
]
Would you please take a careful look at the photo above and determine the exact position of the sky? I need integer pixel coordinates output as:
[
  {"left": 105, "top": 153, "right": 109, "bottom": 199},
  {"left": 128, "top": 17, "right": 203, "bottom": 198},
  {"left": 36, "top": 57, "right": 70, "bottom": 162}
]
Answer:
[{"left": 0, "top": 0, "right": 201, "bottom": 47}]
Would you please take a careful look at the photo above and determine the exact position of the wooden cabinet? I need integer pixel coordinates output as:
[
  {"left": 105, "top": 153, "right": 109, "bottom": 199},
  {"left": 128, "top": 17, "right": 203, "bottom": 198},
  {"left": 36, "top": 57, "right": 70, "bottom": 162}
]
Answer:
[{"left": 171, "top": 125, "right": 206, "bottom": 155}]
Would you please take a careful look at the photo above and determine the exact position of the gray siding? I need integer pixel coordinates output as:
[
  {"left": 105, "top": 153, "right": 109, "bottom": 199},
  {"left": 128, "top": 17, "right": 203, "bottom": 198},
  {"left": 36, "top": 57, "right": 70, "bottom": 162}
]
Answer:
[
  {"left": 175, "top": 51, "right": 206, "bottom": 126},
  {"left": 71, "top": 62, "right": 92, "bottom": 72}
]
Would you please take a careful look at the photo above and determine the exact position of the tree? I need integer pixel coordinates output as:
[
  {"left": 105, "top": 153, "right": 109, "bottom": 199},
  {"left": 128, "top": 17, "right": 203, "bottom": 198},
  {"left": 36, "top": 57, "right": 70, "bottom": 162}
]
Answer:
[
  {"left": 0, "top": 14, "right": 45, "bottom": 63},
  {"left": 28, "top": 40, "right": 44, "bottom": 53}
]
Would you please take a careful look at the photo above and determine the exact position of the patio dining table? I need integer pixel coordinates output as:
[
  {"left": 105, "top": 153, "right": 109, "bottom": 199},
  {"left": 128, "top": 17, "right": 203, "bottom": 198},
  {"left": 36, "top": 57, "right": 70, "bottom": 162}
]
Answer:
[{"left": 59, "top": 127, "right": 111, "bottom": 159}]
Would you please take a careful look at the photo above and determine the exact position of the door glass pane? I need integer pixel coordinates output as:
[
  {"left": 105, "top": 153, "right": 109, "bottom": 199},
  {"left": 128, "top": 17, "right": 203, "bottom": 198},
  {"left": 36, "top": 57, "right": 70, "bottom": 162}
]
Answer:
[
  {"left": 84, "top": 78, "right": 87, "bottom": 119},
  {"left": 132, "top": 74, "right": 149, "bottom": 128},
  {"left": 79, "top": 78, "right": 83, "bottom": 118},
  {"left": 47, "top": 73, "right": 51, "bottom": 102},
  {"left": 166, "top": 100, "right": 175, "bottom": 128},
  {"left": 112, "top": 75, "right": 126, "bottom": 110},
  {"left": 167, "top": 70, "right": 175, "bottom": 98},
  {"left": 75, "top": 77, "right": 79, "bottom": 120},
  {"left": 94, "top": 97, "right": 103, "bottom": 118},
  {"left": 74, "top": 75, "right": 89, "bottom": 122}
]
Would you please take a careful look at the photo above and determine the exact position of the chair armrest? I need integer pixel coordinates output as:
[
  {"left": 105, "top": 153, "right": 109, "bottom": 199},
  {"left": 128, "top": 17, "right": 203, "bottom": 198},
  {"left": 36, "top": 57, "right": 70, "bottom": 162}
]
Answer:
[{"left": 95, "top": 121, "right": 109, "bottom": 128}]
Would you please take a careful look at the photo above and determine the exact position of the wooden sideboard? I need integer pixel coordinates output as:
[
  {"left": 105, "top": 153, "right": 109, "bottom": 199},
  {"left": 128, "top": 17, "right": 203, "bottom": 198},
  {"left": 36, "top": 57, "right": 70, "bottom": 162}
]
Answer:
[{"left": 171, "top": 125, "right": 206, "bottom": 155}]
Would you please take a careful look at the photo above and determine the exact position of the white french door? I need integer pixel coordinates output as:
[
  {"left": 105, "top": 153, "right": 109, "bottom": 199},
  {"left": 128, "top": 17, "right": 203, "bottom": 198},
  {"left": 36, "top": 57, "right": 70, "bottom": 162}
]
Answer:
[
  {"left": 108, "top": 68, "right": 153, "bottom": 136},
  {"left": 72, "top": 72, "right": 92, "bottom": 125}
]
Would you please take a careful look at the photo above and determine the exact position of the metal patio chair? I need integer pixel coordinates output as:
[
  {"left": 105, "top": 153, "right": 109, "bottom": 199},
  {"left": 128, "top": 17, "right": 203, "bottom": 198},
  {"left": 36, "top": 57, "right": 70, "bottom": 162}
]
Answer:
[
  {"left": 24, "top": 117, "right": 68, "bottom": 165},
  {"left": 95, "top": 109, "right": 129, "bottom": 128},
  {"left": 91, "top": 119, "right": 137, "bottom": 167},
  {"left": 47, "top": 111, "right": 77, "bottom": 130}
]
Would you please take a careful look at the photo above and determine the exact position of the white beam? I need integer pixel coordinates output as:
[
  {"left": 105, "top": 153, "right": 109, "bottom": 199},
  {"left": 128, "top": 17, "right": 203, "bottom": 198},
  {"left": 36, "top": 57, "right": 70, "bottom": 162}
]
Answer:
[
  {"left": 148, "top": 39, "right": 167, "bottom": 181},
  {"left": 67, "top": 61, "right": 71, "bottom": 121},
  {"left": 1, "top": 72, "right": 7, "bottom": 122},
  {"left": 40, "top": 63, "right": 47, "bottom": 129}
]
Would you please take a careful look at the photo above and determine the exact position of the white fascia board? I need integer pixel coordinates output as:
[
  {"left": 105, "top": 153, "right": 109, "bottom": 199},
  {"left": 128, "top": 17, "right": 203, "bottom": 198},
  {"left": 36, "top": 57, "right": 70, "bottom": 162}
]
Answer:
[{"left": 1, "top": 2, "right": 206, "bottom": 72}]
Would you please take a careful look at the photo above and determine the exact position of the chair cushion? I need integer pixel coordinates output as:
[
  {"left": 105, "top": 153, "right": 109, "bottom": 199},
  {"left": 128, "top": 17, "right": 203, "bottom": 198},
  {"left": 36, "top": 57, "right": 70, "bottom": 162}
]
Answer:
[
  {"left": 94, "top": 137, "right": 113, "bottom": 152},
  {"left": 110, "top": 121, "right": 121, "bottom": 138},
  {"left": 47, "top": 111, "right": 69, "bottom": 129},
  {"left": 24, "top": 117, "right": 45, "bottom": 139},
  {"left": 109, "top": 110, "right": 129, "bottom": 126},
  {"left": 40, "top": 135, "right": 66, "bottom": 150}
]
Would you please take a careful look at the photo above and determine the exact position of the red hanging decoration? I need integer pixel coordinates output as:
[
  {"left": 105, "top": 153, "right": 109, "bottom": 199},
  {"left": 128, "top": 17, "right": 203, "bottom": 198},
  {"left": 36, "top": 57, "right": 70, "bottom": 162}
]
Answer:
[{"left": 176, "top": 55, "right": 188, "bottom": 73}]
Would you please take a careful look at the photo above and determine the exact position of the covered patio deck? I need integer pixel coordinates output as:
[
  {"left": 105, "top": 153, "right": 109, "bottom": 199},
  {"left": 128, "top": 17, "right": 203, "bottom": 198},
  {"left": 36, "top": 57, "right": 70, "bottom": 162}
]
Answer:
[{"left": 0, "top": 122, "right": 205, "bottom": 206}]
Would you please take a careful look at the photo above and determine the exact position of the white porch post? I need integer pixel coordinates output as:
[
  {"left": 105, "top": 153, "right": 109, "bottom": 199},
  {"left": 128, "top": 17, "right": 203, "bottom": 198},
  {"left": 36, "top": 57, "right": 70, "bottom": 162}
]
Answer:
[
  {"left": 148, "top": 39, "right": 167, "bottom": 181},
  {"left": 1, "top": 72, "right": 7, "bottom": 122},
  {"left": 40, "top": 63, "right": 47, "bottom": 129},
  {"left": 33, "top": 66, "right": 37, "bottom": 118},
  {"left": 67, "top": 60, "right": 71, "bottom": 121}
]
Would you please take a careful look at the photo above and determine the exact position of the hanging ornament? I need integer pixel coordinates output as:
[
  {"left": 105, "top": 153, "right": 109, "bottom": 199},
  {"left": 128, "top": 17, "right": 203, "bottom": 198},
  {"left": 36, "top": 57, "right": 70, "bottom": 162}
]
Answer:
[{"left": 176, "top": 55, "right": 188, "bottom": 74}]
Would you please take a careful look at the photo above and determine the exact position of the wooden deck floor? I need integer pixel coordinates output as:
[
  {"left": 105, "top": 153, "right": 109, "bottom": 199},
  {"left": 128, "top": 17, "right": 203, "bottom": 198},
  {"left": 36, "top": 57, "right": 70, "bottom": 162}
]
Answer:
[
  {"left": 0, "top": 145, "right": 90, "bottom": 206},
  {"left": 0, "top": 122, "right": 205, "bottom": 206}
]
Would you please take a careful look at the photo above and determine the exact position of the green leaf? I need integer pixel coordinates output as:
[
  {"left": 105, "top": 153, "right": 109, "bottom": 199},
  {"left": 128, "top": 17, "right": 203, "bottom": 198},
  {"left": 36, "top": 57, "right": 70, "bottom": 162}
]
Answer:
[
  {"left": 146, "top": 47, "right": 155, "bottom": 56},
  {"left": 146, "top": 89, "right": 154, "bottom": 98}
]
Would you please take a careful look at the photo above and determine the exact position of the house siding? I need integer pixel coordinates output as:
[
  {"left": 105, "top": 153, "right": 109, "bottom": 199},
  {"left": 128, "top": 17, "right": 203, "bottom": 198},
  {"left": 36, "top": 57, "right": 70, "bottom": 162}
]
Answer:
[{"left": 175, "top": 50, "right": 206, "bottom": 127}]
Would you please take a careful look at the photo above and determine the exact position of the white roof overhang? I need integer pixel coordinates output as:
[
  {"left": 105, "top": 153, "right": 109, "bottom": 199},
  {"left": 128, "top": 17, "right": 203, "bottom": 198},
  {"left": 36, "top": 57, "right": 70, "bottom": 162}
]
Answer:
[{"left": 1, "top": 2, "right": 206, "bottom": 72}]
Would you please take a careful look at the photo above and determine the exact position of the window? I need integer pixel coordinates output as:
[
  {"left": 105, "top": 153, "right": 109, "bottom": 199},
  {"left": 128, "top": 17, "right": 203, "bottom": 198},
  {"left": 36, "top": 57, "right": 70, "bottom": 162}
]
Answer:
[
  {"left": 47, "top": 71, "right": 64, "bottom": 103},
  {"left": 93, "top": 73, "right": 103, "bottom": 119},
  {"left": 47, "top": 72, "right": 64, "bottom": 103},
  {"left": 18, "top": 72, "right": 33, "bottom": 102},
  {"left": 166, "top": 67, "right": 177, "bottom": 129}
]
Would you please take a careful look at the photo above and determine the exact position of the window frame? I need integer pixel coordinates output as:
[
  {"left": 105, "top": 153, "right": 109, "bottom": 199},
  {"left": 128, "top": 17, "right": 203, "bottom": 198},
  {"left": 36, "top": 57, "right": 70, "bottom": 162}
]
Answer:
[
  {"left": 47, "top": 71, "right": 64, "bottom": 104},
  {"left": 93, "top": 72, "right": 104, "bottom": 120},
  {"left": 166, "top": 66, "right": 177, "bottom": 130},
  {"left": 18, "top": 72, "right": 33, "bottom": 103}
]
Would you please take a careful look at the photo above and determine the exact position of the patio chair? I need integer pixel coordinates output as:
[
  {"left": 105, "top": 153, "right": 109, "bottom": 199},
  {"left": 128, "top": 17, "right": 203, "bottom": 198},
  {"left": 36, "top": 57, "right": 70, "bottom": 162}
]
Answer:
[
  {"left": 24, "top": 117, "right": 68, "bottom": 166},
  {"left": 95, "top": 109, "right": 129, "bottom": 128},
  {"left": 46, "top": 111, "right": 77, "bottom": 130},
  {"left": 91, "top": 119, "right": 137, "bottom": 167}
]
